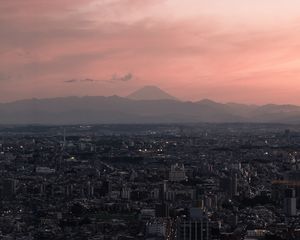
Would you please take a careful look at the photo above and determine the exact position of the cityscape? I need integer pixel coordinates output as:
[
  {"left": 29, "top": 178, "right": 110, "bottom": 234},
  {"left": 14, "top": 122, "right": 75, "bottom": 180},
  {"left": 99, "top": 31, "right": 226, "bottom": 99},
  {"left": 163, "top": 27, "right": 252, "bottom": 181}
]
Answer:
[
  {"left": 0, "top": 124, "right": 299, "bottom": 239},
  {"left": 1, "top": 1, "right": 300, "bottom": 239}
]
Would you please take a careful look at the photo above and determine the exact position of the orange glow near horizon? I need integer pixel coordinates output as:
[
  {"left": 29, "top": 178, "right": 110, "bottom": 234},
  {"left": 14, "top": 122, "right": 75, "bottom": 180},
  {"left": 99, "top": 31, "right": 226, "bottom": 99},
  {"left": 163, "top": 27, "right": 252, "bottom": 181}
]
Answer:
[{"left": 1, "top": 0, "right": 300, "bottom": 104}]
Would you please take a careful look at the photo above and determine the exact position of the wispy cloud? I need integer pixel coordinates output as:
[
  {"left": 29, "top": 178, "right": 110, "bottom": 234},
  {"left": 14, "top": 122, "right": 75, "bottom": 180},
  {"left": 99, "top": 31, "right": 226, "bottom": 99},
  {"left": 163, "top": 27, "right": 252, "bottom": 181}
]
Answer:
[
  {"left": 64, "top": 78, "right": 98, "bottom": 84},
  {"left": 81, "top": 78, "right": 97, "bottom": 82},
  {"left": 63, "top": 73, "right": 134, "bottom": 84},
  {"left": 64, "top": 79, "right": 78, "bottom": 83}
]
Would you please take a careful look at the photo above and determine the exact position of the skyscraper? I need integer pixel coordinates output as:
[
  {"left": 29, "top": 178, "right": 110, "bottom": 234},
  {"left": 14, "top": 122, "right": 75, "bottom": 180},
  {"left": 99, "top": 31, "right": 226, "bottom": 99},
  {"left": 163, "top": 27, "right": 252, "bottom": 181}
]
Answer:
[
  {"left": 284, "top": 188, "right": 297, "bottom": 216},
  {"left": 177, "top": 208, "right": 211, "bottom": 240},
  {"left": 169, "top": 163, "right": 187, "bottom": 182}
]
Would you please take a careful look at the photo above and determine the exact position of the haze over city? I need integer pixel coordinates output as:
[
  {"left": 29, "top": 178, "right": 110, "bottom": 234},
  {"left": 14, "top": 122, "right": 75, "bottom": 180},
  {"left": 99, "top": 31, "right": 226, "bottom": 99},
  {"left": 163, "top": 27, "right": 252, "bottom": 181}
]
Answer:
[{"left": 1, "top": 0, "right": 300, "bottom": 104}]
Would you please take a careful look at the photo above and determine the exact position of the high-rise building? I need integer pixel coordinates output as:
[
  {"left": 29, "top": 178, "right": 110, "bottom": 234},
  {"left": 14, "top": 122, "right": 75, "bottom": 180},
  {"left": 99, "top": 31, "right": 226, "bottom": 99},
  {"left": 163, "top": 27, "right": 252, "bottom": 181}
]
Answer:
[
  {"left": 219, "top": 173, "right": 238, "bottom": 198},
  {"left": 284, "top": 188, "right": 297, "bottom": 216},
  {"left": 86, "top": 181, "right": 94, "bottom": 198},
  {"left": 146, "top": 219, "right": 167, "bottom": 237},
  {"left": 169, "top": 163, "right": 187, "bottom": 182},
  {"left": 159, "top": 180, "right": 168, "bottom": 201},
  {"left": 121, "top": 185, "right": 131, "bottom": 199},
  {"left": 2, "top": 178, "right": 17, "bottom": 200},
  {"left": 155, "top": 203, "right": 169, "bottom": 218},
  {"left": 177, "top": 208, "right": 211, "bottom": 240}
]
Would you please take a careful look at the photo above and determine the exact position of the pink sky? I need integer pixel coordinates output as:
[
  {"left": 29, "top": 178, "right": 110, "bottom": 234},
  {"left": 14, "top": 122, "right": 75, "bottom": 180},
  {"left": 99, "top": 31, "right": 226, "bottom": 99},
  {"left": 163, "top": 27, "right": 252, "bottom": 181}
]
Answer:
[{"left": 1, "top": 0, "right": 300, "bottom": 104}]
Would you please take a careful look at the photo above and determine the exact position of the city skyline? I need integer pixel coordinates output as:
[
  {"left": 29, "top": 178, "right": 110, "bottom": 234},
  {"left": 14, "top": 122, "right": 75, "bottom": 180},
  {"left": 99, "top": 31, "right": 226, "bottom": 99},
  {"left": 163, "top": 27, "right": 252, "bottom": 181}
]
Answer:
[{"left": 1, "top": 0, "right": 300, "bottom": 104}]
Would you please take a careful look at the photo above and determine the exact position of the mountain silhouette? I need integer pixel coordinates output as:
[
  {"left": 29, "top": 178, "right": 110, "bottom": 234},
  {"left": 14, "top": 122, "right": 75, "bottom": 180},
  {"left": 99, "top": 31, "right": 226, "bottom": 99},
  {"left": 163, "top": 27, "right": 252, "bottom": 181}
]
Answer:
[
  {"left": 0, "top": 88, "right": 300, "bottom": 124},
  {"left": 127, "top": 86, "right": 178, "bottom": 101}
]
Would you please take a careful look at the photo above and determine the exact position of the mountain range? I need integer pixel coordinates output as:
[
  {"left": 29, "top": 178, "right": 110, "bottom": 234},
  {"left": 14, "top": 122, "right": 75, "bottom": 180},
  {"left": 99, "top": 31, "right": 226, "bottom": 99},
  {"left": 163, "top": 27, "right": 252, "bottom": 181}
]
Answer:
[{"left": 0, "top": 86, "right": 300, "bottom": 124}]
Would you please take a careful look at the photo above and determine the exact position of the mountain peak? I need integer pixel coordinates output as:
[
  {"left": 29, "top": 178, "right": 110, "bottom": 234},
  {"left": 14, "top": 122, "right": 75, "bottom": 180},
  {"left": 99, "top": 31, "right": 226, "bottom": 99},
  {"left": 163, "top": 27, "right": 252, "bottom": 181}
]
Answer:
[
  {"left": 127, "top": 86, "right": 178, "bottom": 101},
  {"left": 197, "top": 99, "right": 219, "bottom": 105}
]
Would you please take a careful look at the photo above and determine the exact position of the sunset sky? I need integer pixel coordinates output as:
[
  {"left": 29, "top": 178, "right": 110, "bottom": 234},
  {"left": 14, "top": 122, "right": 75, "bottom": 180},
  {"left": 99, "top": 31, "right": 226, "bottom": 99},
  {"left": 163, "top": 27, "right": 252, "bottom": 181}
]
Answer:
[{"left": 1, "top": 0, "right": 300, "bottom": 104}]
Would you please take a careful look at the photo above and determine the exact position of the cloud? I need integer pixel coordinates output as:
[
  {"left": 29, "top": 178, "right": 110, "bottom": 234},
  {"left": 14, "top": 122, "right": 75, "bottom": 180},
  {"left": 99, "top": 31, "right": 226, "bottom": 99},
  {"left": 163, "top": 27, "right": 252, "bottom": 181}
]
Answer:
[
  {"left": 81, "top": 78, "right": 97, "bottom": 82},
  {"left": 110, "top": 73, "right": 133, "bottom": 82},
  {"left": 63, "top": 73, "right": 134, "bottom": 84},
  {"left": 64, "top": 79, "right": 77, "bottom": 83},
  {"left": 64, "top": 78, "right": 98, "bottom": 83}
]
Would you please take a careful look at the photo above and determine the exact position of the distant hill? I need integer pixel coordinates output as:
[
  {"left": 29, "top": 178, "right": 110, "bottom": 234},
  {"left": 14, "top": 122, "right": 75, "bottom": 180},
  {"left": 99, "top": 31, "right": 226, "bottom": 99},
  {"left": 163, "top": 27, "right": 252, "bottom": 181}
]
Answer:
[
  {"left": 127, "top": 86, "right": 178, "bottom": 101},
  {"left": 0, "top": 88, "right": 300, "bottom": 124}
]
